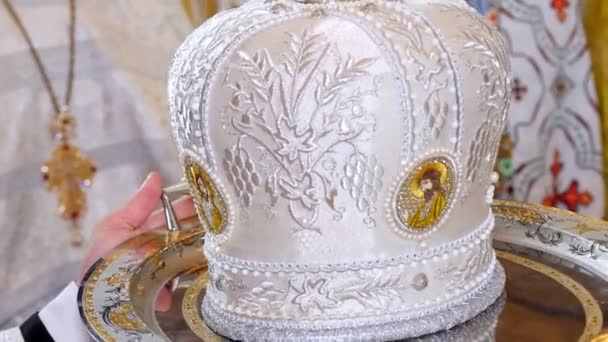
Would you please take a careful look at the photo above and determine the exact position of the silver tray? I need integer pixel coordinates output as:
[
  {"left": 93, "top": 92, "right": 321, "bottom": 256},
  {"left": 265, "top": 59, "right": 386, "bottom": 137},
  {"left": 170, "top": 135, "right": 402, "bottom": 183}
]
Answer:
[{"left": 78, "top": 201, "right": 608, "bottom": 341}]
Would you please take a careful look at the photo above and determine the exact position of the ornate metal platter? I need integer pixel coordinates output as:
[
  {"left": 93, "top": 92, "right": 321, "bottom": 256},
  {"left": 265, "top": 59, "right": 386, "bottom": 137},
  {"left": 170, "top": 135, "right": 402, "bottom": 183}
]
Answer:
[{"left": 79, "top": 201, "right": 608, "bottom": 341}]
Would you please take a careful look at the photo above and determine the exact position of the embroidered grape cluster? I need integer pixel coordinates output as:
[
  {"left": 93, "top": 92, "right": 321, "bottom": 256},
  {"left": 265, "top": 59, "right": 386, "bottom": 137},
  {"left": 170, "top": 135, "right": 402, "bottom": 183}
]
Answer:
[
  {"left": 224, "top": 147, "right": 261, "bottom": 206},
  {"left": 341, "top": 153, "right": 384, "bottom": 212}
]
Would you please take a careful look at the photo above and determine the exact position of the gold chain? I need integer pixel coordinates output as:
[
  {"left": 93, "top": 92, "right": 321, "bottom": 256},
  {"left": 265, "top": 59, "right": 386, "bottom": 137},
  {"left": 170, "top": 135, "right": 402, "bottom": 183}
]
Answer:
[
  {"left": 3, "top": 0, "right": 76, "bottom": 116},
  {"left": 4, "top": 0, "right": 96, "bottom": 247}
]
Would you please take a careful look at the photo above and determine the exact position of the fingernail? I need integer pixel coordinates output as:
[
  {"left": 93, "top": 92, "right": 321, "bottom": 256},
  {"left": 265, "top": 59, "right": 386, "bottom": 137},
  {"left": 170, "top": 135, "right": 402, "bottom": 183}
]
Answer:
[{"left": 139, "top": 172, "right": 153, "bottom": 190}]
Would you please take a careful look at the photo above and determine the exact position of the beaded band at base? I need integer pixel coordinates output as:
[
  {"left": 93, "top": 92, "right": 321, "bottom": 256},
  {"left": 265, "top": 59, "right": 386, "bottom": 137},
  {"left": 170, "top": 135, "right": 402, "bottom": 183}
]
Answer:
[{"left": 201, "top": 263, "right": 505, "bottom": 342}]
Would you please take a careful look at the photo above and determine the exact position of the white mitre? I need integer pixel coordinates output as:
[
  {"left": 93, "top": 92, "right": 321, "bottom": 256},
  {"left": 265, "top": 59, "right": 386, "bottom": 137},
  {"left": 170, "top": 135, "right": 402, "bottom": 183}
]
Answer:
[{"left": 168, "top": 0, "right": 511, "bottom": 340}]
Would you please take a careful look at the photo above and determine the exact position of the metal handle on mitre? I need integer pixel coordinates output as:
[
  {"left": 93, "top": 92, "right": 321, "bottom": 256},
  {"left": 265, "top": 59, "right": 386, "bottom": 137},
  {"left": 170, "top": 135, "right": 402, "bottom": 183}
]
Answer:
[
  {"left": 161, "top": 179, "right": 190, "bottom": 291},
  {"left": 161, "top": 180, "right": 190, "bottom": 232}
]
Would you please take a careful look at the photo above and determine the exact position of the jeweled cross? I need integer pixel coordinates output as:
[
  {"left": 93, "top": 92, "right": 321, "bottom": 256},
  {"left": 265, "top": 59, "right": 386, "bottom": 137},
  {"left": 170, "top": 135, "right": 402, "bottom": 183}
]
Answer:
[{"left": 41, "top": 142, "right": 96, "bottom": 221}]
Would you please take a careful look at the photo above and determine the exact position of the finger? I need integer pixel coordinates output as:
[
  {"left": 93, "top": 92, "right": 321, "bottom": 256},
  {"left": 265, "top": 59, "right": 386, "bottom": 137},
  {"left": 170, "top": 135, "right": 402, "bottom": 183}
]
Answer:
[
  {"left": 140, "top": 196, "right": 196, "bottom": 231},
  {"left": 99, "top": 172, "right": 163, "bottom": 232},
  {"left": 155, "top": 285, "right": 173, "bottom": 312}
]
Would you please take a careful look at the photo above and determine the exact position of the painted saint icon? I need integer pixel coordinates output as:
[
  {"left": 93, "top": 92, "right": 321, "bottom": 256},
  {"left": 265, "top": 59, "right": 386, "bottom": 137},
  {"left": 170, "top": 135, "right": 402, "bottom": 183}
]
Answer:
[
  {"left": 186, "top": 162, "right": 227, "bottom": 234},
  {"left": 396, "top": 157, "right": 455, "bottom": 231},
  {"left": 407, "top": 167, "right": 447, "bottom": 228}
]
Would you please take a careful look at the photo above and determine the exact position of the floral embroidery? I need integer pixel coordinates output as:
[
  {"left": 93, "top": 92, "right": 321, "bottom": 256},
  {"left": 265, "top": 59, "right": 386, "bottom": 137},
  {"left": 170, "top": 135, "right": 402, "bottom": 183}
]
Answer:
[
  {"left": 232, "top": 270, "right": 431, "bottom": 315},
  {"left": 238, "top": 282, "right": 287, "bottom": 316},
  {"left": 223, "top": 29, "right": 384, "bottom": 232},
  {"left": 438, "top": 240, "right": 492, "bottom": 291},
  {"left": 291, "top": 278, "right": 340, "bottom": 313},
  {"left": 276, "top": 117, "right": 317, "bottom": 162}
]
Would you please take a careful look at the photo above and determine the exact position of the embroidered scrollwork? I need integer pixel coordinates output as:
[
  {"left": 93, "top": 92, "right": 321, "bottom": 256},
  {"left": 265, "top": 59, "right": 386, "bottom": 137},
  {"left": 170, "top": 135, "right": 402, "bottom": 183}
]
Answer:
[{"left": 222, "top": 29, "right": 384, "bottom": 232}]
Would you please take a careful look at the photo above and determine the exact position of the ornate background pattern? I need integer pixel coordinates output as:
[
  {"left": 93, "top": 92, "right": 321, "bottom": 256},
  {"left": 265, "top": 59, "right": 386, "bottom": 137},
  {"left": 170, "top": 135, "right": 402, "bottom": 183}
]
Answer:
[
  {"left": 0, "top": 0, "right": 191, "bottom": 328},
  {"left": 466, "top": 0, "right": 606, "bottom": 218}
]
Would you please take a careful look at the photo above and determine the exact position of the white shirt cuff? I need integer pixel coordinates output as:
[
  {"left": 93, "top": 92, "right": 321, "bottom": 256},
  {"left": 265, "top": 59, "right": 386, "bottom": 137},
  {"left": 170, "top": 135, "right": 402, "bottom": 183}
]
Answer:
[
  {"left": 0, "top": 327, "right": 25, "bottom": 342},
  {"left": 38, "top": 282, "right": 90, "bottom": 342}
]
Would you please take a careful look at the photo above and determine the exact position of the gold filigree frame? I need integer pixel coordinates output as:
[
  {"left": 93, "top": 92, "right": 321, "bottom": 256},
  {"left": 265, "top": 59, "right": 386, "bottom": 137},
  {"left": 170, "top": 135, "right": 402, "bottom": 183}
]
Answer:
[
  {"left": 388, "top": 152, "right": 460, "bottom": 239},
  {"left": 182, "top": 151, "right": 232, "bottom": 237}
]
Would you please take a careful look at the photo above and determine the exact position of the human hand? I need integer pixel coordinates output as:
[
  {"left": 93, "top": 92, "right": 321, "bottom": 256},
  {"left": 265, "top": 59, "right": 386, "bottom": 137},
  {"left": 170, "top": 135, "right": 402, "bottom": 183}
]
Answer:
[{"left": 78, "top": 172, "right": 196, "bottom": 311}]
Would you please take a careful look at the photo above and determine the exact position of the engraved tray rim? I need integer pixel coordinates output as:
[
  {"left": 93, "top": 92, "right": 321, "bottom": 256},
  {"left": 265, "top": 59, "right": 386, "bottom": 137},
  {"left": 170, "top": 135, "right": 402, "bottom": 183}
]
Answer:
[{"left": 78, "top": 200, "right": 608, "bottom": 341}]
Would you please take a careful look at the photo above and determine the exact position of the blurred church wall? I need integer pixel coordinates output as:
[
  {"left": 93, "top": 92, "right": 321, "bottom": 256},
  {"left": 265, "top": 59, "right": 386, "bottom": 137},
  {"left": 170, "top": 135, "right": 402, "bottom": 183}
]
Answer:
[{"left": 466, "top": 0, "right": 606, "bottom": 219}]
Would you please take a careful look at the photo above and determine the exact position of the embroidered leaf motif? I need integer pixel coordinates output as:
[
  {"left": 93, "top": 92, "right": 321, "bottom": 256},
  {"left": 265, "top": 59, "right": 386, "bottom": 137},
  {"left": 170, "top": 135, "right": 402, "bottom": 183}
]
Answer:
[
  {"left": 335, "top": 273, "right": 406, "bottom": 309},
  {"left": 238, "top": 282, "right": 287, "bottom": 315},
  {"left": 424, "top": 88, "right": 450, "bottom": 139},
  {"left": 466, "top": 121, "right": 493, "bottom": 185},
  {"left": 291, "top": 278, "right": 340, "bottom": 313},
  {"left": 441, "top": 241, "right": 492, "bottom": 291},
  {"left": 224, "top": 28, "right": 383, "bottom": 232},
  {"left": 238, "top": 50, "right": 274, "bottom": 102}
]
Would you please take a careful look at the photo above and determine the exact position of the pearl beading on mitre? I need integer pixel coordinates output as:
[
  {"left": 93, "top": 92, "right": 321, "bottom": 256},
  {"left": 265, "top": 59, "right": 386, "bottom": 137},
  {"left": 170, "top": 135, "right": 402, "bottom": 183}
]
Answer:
[{"left": 205, "top": 209, "right": 493, "bottom": 274}]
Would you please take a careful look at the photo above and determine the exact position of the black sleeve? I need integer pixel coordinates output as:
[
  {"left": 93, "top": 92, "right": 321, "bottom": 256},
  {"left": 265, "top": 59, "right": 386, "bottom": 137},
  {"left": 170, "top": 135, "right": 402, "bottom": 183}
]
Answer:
[{"left": 19, "top": 312, "right": 54, "bottom": 342}]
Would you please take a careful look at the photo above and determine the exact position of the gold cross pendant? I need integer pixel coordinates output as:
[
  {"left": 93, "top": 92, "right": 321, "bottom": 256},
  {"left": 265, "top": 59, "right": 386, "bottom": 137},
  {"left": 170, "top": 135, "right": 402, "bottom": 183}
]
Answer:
[{"left": 41, "top": 112, "right": 96, "bottom": 246}]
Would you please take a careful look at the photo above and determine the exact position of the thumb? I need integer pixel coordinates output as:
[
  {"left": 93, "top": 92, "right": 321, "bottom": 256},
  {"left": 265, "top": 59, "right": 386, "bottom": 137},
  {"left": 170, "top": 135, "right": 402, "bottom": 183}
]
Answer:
[{"left": 102, "top": 172, "right": 164, "bottom": 231}]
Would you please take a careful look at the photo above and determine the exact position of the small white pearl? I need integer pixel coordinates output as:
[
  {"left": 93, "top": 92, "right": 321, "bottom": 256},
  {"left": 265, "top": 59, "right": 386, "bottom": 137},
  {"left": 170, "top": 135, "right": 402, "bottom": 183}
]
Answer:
[{"left": 490, "top": 172, "right": 500, "bottom": 184}]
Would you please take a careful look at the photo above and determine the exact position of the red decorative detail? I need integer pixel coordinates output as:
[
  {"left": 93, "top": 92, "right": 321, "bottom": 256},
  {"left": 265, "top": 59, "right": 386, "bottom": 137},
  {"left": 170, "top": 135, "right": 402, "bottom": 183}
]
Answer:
[
  {"left": 512, "top": 78, "right": 528, "bottom": 101},
  {"left": 542, "top": 150, "right": 593, "bottom": 212},
  {"left": 486, "top": 9, "right": 500, "bottom": 25},
  {"left": 71, "top": 211, "right": 80, "bottom": 220},
  {"left": 551, "top": 0, "right": 569, "bottom": 22}
]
